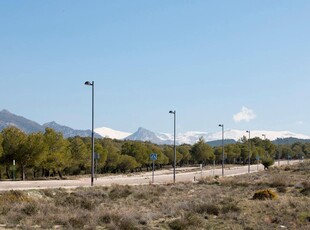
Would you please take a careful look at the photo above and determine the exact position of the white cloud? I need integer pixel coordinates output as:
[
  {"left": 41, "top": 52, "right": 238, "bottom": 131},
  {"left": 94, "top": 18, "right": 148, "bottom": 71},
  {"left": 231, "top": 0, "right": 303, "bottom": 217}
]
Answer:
[
  {"left": 233, "top": 106, "right": 256, "bottom": 122},
  {"left": 296, "top": 121, "right": 304, "bottom": 125}
]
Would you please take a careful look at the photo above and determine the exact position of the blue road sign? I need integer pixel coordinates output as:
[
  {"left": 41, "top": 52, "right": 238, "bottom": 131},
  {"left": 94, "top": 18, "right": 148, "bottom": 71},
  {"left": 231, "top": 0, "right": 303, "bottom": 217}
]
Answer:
[{"left": 150, "top": 153, "right": 157, "bottom": 161}]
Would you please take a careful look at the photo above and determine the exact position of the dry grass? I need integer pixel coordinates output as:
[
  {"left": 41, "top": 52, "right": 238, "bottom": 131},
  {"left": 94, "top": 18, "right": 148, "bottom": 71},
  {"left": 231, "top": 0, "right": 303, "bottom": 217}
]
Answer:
[{"left": 0, "top": 161, "right": 309, "bottom": 229}]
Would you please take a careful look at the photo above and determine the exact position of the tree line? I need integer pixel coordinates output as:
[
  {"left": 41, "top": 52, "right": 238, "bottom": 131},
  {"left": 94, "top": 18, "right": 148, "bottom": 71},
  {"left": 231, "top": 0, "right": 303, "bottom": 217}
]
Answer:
[{"left": 0, "top": 126, "right": 309, "bottom": 180}]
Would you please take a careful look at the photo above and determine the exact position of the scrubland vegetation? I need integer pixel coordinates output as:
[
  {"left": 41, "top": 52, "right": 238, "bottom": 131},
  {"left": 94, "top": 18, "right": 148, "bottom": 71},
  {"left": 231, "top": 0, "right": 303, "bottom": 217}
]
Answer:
[{"left": 0, "top": 161, "right": 309, "bottom": 229}]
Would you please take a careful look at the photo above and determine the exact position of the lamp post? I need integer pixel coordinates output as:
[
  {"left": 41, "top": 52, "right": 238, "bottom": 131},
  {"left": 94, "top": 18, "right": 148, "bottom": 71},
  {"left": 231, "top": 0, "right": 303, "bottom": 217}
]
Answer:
[
  {"left": 219, "top": 124, "right": 224, "bottom": 176},
  {"left": 85, "top": 81, "right": 95, "bottom": 186},
  {"left": 169, "top": 110, "right": 176, "bottom": 183},
  {"left": 246, "top": 130, "right": 251, "bottom": 173}
]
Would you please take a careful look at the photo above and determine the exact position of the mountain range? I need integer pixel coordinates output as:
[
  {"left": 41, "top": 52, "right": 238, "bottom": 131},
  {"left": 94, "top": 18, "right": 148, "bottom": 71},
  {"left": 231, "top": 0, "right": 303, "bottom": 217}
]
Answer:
[
  {"left": 118, "top": 127, "right": 310, "bottom": 145},
  {"left": 0, "top": 109, "right": 99, "bottom": 138},
  {"left": 1, "top": 109, "right": 310, "bottom": 145}
]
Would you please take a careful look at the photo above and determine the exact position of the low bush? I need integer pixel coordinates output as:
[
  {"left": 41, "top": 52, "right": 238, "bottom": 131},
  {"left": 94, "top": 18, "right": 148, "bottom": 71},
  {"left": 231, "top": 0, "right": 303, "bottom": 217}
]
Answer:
[
  {"left": 221, "top": 203, "right": 241, "bottom": 214},
  {"left": 194, "top": 203, "right": 220, "bottom": 216},
  {"left": 0, "top": 190, "right": 31, "bottom": 204},
  {"left": 269, "top": 174, "right": 287, "bottom": 188},
  {"left": 253, "top": 189, "right": 278, "bottom": 200},
  {"left": 300, "top": 181, "right": 310, "bottom": 196},
  {"left": 261, "top": 157, "right": 274, "bottom": 169},
  {"left": 109, "top": 185, "right": 132, "bottom": 200},
  {"left": 21, "top": 202, "right": 38, "bottom": 216},
  {"left": 169, "top": 212, "right": 205, "bottom": 230}
]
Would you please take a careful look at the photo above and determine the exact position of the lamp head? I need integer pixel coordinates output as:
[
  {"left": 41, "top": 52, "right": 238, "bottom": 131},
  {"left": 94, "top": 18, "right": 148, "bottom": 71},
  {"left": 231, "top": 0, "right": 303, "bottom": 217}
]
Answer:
[
  {"left": 84, "top": 81, "right": 92, "bottom": 86},
  {"left": 219, "top": 124, "right": 223, "bottom": 127},
  {"left": 169, "top": 110, "right": 175, "bottom": 114}
]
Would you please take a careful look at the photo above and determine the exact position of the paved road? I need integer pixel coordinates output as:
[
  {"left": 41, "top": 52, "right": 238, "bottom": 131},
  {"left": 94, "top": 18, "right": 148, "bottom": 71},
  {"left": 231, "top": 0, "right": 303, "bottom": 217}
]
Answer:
[{"left": 0, "top": 160, "right": 302, "bottom": 191}]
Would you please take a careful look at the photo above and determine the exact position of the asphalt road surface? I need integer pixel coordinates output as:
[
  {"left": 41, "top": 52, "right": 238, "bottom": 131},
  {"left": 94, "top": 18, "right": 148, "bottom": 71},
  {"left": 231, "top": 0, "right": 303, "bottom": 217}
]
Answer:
[{"left": 0, "top": 160, "right": 302, "bottom": 191}]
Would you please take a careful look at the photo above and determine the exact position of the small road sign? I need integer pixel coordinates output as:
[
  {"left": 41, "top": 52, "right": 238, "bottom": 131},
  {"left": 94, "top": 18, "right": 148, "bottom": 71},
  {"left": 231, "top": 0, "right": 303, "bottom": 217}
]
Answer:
[{"left": 150, "top": 153, "right": 157, "bottom": 161}]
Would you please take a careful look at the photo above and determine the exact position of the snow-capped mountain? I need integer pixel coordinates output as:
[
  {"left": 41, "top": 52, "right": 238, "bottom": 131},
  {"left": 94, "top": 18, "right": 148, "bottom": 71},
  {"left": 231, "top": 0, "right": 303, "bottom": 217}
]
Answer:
[
  {"left": 101, "top": 126, "right": 310, "bottom": 145},
  {"left": 125, "top": 127, "right": 172, "bottom": 144},
  {"left": 1, "top": 109, "right": 309, "bottom": 145},
  {"left": 95, "top": 127, "right": 131, "bottom": 139}
]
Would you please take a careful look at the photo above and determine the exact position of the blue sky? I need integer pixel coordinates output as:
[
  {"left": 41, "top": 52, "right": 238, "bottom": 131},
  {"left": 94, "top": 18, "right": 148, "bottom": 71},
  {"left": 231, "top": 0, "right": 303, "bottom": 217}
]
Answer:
[{"left": 1, "top": 1, "right": 310, "bottom": 134}]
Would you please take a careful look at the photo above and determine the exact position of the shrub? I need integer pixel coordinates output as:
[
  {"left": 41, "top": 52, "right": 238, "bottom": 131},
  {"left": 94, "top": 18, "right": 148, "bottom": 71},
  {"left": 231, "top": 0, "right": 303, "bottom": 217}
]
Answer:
[
  {"left": 68, "top": 216, "right": 86, "bottom": 229},
  {"left": 0, "top": 190, "right": 31, "bottom": 204},
  {"left": 276, "top": 187, "right": 287, "bottom": 193},
  {"left": 194, "top": 203, "right": 220, "bottom": 216},
  {"left": 118, "top": 215, "right": 140, "bottom": 230},
  {"left": 221, "top": 203, "right": 241, "bottom": 214},
  {"left": 169, "top": 212, "right": 205, "bottom": 230},
  {"left": 300, "top": 181, "right": 310, "bottom": 196},
  {"left": 21, "top": 202, "right": 38, "bottom": 216},
  {"left": 109, "top": 185, "right": 132, "bottom": 200},
  {"left": 269, "top": 174, "right": 287, "bottom": 188},
  {"left": 253, "top": 189, "right": 278, "bottom": 200},
  {"left": 261, "top": 157, "right": 274, "bottom": 169}
]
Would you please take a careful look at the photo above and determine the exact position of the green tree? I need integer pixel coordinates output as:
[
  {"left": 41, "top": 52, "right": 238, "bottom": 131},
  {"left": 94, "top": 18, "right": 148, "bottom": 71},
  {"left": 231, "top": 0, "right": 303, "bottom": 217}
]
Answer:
[
  {"left": 20, "top": 132, "right": 47, "bottom": 180},
  {"left": 191, "top": 137, "right": 214, "bottom": 164},
  {"left": 94, "top": 141, "right": 107, "bottom": 174},
  {"left": 104, "top": 146, "right": 121, "bottom": 173},
  {"left": 121, "top": 142, "right": 149, "bottom": 170},
  {"left": 0, "top": 133, "right": 3, "bottom": 158},
  {"left": 291, "top": 142, "right": 303, "bottom": 158},
  {"left": 302, "top": 143, "right": 310, "bottom": 158},
  {"left": 1, "top": 127, "right": 27, "bottom": 179},
  {"left": 117, "top": 154, "right": 140, "bottom": 173},
  {"left": 0, "top": 133, "right": 4, "bottom": 179},
  {"left": 69, "top": 136, "right": 89, "bottom": 174},
  {"left": 163, "top": 146, "right": 182, "bottom": 166},
  {"left": 145, "top": 143, "right": 169, "bottom": 168},
  {"left": 224, "top": 144, "right": 241, "bottom": 163},
  {"left": 41, "top": 128, "right": 71, "bottom": 179},
  {"left": 281, "top": 145, "right": 293, "bottom": 160},
  {"left": 177, "top": 144, "right": 191, "bottom": 165}
]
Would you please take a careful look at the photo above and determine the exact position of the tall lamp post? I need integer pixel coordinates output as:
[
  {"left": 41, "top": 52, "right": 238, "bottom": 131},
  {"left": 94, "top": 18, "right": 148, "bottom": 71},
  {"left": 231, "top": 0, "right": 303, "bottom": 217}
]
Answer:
[
  {"left": 246, "top": 130, "right": 251, "bottom": 173},
  {"left": 169, "top": 110, "right": 176, "bottom": 183},
  {"left": 85, "top": 81, "right": 95, "bottom": 186},
  {"left": 219, "top": 124, "right": 224, "bottom": 176}
]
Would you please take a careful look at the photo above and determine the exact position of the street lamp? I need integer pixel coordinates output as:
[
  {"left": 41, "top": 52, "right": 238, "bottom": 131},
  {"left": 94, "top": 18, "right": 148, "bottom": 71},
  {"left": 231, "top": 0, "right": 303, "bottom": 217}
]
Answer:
[
  {"left": 218, "top": 124, "right": 224, "bottom": 176},
  {"left": 246, "top": 130, "right": 251, "bottom": 173},
  {"left": 169, "top": 110, "right": 176, "bottom": 183},
  {"left": 85, "top": 81, "right": 95, "bottom": 186}
]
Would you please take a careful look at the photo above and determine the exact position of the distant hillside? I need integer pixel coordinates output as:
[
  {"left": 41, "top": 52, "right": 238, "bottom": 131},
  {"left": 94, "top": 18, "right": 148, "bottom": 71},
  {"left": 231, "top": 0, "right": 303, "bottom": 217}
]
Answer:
[
  {"left": 43, "top": 121, "right": 102, "bottom": 138},
  {"left": 273, "top": 138, "right": 310, "bottom": 145},
  {"left": 206, "top": 139, "right": 236, "bottom": 147},
  {"left": 0, "top": 109, "right": 44, "bottom": 133},
  {"left": 0, "top": 109, "right": 100, "bottom": 138}
]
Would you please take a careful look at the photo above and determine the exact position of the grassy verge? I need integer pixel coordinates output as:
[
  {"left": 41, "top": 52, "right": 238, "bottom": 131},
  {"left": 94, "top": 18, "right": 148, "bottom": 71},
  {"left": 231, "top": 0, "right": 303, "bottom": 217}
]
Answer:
[{"left": 0, "top": 161, "right": 309, "bottom": 229}]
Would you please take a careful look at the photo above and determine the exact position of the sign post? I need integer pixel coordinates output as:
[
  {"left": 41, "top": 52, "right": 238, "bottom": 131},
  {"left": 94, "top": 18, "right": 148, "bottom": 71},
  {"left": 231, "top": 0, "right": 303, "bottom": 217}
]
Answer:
[
  {"left": 256, "top": 156, "right": 260, "bottom": 171},
  {"left": 94, "top": 153, "right": 100, "bottom": 180},
  {"left": 150, "top": 153, "right": 157, "bottom": 184},
  {"left": 13, "top": 160, "right": 15, "bottom": 181}
]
